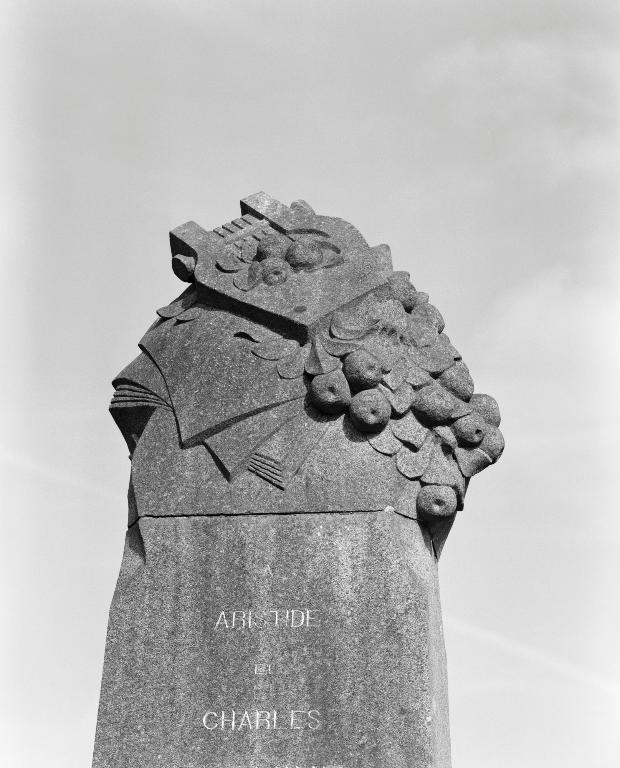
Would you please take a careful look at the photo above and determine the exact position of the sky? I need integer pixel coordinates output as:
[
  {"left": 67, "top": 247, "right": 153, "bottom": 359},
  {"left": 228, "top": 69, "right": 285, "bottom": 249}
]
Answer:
[{"left": 1, "top": 1, "right": 619, "bottom": 766}]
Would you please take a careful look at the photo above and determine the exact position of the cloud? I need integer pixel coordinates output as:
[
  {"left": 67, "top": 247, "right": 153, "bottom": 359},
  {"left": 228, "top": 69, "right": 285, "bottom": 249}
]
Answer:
[
  {"left": 411, "top": 35, "right": 620, "bottom": 186},
  {"left": 445, "top": 614, "right": 620, "bottom": 699}
]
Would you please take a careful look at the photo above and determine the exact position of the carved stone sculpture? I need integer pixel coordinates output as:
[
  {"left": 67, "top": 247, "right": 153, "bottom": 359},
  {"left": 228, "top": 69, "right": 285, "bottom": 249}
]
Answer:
[{"left": 93, "top": 193, "right": 503, "bottom": 768}]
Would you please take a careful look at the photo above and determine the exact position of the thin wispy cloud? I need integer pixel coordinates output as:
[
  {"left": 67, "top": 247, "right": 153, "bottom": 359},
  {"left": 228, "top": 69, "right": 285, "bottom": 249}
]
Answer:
[
  {"left": 446, "top": 615, "right": 620, "bottom": 700},
  {"left": 0, "top": 445, "right": 120, "bottom": 503}
]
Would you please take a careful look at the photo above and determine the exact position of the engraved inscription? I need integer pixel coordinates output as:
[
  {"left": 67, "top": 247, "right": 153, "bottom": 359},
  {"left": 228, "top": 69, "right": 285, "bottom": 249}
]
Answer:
[
  {"left": 254, "top": 663, "right": 273, "bottom": 675},
  {"left": 205, "top": 606, "right": 324, "bottom": 745},
  {"left": 214, "top": 609, "right": 319, "bottom": 629},
  {"left": 202, "top": 710, "right": 321, "bottom": 731}
]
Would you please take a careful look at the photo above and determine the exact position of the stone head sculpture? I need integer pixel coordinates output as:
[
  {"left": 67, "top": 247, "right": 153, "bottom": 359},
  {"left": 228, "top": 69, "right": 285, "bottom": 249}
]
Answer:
[
  {"left": 111, "top": 192, "right": 503, "bottom": 556},
  {"left": 95, "top": 192, "right": 504, "bottom": 768}
]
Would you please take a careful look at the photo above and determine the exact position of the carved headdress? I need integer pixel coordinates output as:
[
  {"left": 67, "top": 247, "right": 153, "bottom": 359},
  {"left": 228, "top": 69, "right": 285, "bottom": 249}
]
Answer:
[{"left": 111, "top": 193, "right": 503, "bottom": 555}]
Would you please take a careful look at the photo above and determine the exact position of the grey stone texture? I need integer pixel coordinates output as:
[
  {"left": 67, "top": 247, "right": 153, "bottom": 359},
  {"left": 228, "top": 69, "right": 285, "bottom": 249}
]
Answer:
[
  {"left": 93, "top": 193, "right": 503, "bottom": 767},
  {"left": 94, "top": 512, "right": 449, "bottom": 768}
]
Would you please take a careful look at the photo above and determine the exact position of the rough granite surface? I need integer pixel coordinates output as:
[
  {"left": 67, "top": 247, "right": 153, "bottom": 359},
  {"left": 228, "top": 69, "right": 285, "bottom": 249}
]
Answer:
[
  {"left": 94, "top": 194, "right": 503, "bottom": 767},
  {"left": 93, "top": 511, "right": 450, "bottom": 768}
]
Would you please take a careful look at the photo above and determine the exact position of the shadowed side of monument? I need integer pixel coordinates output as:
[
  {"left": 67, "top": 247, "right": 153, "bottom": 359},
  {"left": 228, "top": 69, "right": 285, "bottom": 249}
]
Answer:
[{"left": 93, "top": 193, "right": 503, "bottom": 768}]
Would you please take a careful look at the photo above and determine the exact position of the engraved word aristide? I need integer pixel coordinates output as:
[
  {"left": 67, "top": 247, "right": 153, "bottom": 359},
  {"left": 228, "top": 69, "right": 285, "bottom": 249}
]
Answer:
[{"left": 214, "top": 609, "right": 319, "bottom": 630}]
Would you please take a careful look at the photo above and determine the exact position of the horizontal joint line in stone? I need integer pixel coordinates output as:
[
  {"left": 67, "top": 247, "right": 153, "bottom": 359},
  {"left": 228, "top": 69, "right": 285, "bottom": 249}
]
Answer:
[{"left": 127, "top": 509, "right": 388, "bottom": 528}]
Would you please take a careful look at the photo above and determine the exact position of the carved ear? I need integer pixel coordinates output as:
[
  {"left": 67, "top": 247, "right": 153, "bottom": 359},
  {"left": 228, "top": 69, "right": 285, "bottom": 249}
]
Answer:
[{"left": 290, "top": 199, "right": 315, "bottom": 216}]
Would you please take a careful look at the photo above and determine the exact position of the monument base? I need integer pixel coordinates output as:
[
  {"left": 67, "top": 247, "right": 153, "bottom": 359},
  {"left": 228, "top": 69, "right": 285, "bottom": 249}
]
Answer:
[{"left": 93, "top": 508, "right": 450, "bottom": 768}]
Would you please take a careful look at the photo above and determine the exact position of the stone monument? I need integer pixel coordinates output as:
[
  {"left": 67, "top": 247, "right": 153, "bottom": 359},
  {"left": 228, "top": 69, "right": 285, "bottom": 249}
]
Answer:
[{"left": 93, "top": 192, "right": 503, "bottom": 768}]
